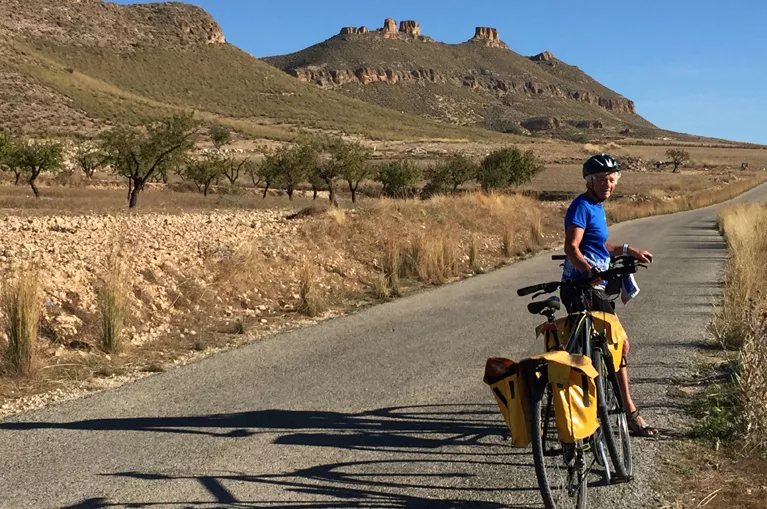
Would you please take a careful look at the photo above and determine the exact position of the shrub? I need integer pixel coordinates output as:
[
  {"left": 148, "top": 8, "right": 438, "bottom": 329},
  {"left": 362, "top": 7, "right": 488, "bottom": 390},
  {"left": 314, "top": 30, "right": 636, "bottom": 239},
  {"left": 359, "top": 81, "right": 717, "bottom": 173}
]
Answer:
[
  {"left": 1, "top": 267, "right": 42, "bottom": 377},
  {"left": 425, "top": 154, "right": 477, "bottom": 197},
  {"left": 377, "top": 160, "right": 422, "bottom": 198},
  {"left": 477, "top": 147, "right": 543, "bottom": 192}
]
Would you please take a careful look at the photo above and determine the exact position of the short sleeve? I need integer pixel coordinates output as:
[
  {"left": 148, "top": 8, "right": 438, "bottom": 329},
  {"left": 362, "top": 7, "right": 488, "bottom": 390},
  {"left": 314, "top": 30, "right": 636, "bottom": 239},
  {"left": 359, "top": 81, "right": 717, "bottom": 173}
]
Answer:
[{"left": 565, "top": 200, "right": 589, "bottom": 230}]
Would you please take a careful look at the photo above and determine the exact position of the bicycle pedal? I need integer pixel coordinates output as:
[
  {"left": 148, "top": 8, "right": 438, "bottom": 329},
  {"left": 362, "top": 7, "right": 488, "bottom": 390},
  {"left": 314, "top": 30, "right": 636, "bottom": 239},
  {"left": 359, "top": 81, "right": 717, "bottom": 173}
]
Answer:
[{"left": 610, "top": 475, "right": 633, "bottom": 485}]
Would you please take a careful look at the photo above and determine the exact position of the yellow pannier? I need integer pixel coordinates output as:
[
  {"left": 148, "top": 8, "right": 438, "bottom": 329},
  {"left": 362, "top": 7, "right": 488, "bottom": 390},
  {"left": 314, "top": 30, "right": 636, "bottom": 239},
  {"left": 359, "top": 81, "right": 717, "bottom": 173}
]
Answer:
[
  {"left": 536, "top": 311, "right": 627, "bottom": 372},
  {"left": 483, "top": 357, "right": 531, "bottom": 447},
  {"left": 531, "top": 351, "right": 599, "bottom": 443},
  {"left": 591, "top": 311, "right": 627, "bottom": 372}
]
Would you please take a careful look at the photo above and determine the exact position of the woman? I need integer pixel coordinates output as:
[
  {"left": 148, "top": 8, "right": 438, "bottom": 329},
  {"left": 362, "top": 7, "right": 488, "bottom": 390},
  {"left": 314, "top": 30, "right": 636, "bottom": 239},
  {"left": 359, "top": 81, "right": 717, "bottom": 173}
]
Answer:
[{"left": 561, "top": 154, "right": 658, "bottom": 437}]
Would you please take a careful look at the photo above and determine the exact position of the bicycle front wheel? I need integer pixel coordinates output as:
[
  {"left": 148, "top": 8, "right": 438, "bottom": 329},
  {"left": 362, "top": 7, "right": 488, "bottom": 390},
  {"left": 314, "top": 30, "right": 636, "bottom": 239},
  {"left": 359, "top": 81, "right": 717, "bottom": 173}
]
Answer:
[
  {"left": 530, "top": 378, "right": 588, "bottom": 509},
  {"left": 594, "top": 347, "right": 632, "bottom": 480}
]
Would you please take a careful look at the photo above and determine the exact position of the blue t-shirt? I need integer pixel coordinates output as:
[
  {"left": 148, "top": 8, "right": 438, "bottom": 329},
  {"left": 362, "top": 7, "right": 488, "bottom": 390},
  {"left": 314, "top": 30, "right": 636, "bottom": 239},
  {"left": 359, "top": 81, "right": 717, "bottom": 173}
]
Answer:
[{"left": 562, "top": 194, "right": 610, "bottom": 281}]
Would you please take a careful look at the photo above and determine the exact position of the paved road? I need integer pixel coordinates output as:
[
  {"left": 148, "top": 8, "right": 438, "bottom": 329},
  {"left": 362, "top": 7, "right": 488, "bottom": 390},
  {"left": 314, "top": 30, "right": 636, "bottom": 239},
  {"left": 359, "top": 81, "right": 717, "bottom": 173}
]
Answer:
[{"left": 2, "top": 184, "right": 766, "bottom": 509}]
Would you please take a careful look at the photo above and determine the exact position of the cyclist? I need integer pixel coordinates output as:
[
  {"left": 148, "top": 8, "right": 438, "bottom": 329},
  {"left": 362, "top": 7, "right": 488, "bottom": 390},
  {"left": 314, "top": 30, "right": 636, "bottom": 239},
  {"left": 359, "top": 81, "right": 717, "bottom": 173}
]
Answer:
[{"left": 560, "top": 154, "right": 659, "bottom": 437}]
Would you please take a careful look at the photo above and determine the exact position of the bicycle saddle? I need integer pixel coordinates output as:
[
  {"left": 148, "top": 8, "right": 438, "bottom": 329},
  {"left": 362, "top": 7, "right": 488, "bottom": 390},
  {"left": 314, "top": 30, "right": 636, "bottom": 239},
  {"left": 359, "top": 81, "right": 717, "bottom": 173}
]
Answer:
[{"left": 527, "top": 296, "right": 561, "bottom": 315}]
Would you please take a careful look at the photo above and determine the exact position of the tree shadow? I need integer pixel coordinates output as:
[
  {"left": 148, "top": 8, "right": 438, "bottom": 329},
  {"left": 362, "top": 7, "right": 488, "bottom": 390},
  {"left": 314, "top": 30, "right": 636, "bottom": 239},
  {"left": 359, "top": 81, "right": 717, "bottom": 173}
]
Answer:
[{"left": 5, "top": 404, "right": 545, "bottom": 509}]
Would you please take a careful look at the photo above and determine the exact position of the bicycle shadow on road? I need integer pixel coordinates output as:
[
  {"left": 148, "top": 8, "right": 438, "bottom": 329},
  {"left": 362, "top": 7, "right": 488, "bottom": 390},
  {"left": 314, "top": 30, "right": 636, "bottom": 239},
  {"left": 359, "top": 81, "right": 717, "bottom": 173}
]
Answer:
[{"left": 26, "top": 404, "right": 541, "bottom": 509}]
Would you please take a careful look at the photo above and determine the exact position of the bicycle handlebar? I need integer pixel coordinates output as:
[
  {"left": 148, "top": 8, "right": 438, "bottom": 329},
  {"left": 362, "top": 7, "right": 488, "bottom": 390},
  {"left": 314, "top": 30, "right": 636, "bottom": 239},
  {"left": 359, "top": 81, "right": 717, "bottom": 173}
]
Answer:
[{"left": 517, "top": 256, "right": 646, "bottom": 298}]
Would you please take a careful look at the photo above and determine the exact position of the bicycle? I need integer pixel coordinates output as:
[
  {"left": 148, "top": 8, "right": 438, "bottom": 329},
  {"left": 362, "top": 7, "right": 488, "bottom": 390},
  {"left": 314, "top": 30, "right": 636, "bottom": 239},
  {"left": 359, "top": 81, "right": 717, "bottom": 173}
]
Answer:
[{"left": 516, "top": 255, "right": 647, "bottom": 509}]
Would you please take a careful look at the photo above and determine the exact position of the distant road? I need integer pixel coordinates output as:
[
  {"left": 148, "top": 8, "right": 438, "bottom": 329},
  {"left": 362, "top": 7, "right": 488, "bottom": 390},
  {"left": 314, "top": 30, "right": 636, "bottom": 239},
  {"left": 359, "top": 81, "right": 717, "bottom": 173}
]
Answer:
[{"left": 2, "top": 184, "right": 766, "bottom": 509}]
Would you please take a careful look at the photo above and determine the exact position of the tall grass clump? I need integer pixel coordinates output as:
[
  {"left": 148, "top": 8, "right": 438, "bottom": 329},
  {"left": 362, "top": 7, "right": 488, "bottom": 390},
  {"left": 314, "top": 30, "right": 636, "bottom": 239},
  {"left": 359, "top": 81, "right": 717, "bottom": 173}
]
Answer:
[
  {"left": 382, "top": 235, "right": 403, "bottom": 296},
  {"left": 501, "top": 227, "right": 514, "bottom": 258},
  {"left": 714, "top": 203, "right": 767, "bottom": 451},
  {"left": 404, "top": 231, "right": 460, "bottom": 284},
  {"left": 96, "top": 251, "right": 130, "bottom": 353},
  {"left": 297, "top": 263, "right": 326, "bottom": 317},
  {"left": 1, "top": 266, "right": 43, "bottom": 377},
  {"left": 468, "top": 236, "right": 482, "bottom": 274}
]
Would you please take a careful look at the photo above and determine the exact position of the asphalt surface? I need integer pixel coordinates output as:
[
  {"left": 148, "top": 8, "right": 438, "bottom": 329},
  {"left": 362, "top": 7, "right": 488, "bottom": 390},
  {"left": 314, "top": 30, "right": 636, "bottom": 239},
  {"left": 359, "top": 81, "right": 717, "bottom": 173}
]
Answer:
[{"left": 2, "top": 183, "right": 766, "bottom": 509}]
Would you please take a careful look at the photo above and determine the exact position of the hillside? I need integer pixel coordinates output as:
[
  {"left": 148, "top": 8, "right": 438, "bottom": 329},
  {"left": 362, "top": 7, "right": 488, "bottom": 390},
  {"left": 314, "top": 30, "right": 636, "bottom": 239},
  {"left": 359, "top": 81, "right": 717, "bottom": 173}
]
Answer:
[
  {"left": 263, "top": 19, "right": 658, "bottom": 138},
  {"left": 0, "top": 0, "right": 498, "bottom": 141}
]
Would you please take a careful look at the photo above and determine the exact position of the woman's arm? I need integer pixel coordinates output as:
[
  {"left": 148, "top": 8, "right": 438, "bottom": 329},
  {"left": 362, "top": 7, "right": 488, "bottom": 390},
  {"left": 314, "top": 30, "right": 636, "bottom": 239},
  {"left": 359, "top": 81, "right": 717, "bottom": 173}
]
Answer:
[
  {"left": 605, "top": 241, "right": 653, "bottom": 263},
  {"left": 565, "top": 225, "right": 592, "bottom": 273}
]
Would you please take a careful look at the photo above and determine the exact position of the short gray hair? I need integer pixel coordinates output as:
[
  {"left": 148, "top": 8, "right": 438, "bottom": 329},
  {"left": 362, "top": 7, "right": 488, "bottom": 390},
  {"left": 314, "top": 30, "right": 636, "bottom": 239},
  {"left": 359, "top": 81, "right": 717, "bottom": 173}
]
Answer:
[{"left": 586, "top": 172, "right": 621, "bottom": 185}]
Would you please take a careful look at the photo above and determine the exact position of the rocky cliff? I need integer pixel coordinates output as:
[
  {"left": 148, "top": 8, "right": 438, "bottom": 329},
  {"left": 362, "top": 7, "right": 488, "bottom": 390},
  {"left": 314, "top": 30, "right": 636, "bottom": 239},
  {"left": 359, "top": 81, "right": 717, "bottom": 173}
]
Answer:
[
  {"left": 265, "top": 21, "right": 647, "bottom": 131},
  {"left": 0, "top": 0, "right": 226, "bottom": 48},
  {"left": 338, "top": 17, "right": 434, "bottom": 42},
  {"left": 289, "top": 67, "right": 635, "bottom": 115}
]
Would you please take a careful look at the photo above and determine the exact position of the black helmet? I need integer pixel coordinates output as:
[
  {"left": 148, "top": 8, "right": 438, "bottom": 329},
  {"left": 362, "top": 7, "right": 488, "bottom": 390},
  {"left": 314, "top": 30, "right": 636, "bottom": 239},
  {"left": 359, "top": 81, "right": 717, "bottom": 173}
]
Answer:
[{"left": 583, "top": 154, "right": 620, "bottom": 179}]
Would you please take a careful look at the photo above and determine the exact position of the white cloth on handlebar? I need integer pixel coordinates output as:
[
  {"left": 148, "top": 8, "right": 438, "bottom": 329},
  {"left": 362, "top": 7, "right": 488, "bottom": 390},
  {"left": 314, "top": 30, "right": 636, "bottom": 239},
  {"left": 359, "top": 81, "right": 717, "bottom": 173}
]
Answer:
[{"left": 620, "top": 273, "right": 640, "bottom": 305}]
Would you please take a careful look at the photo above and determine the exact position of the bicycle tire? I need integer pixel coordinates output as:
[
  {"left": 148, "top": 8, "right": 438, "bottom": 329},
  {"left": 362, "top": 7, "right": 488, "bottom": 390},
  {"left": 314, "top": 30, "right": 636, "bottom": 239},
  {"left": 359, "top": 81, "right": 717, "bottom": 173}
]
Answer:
[
  {"left": 593, "top": 347, "right": 632, "bottom": 480},
  {"left": 530, "top": 375, "right": 588, "bottom": 509}
]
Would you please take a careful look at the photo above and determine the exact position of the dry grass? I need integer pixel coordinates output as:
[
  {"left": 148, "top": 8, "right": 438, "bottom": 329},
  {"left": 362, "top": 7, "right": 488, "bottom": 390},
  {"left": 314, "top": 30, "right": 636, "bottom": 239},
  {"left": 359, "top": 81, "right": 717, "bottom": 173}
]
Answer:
[
  {"left": 714, "top": 204, "right": 767, "bottom": 451},
  {"left": 297, "top": 263, "right": 326, "bottom": 318},
  {"left": 403, "top": 231, "right": 460, "bottom": 284},
  {"left": 371, "top": 272, "right": 391, "bottom": 300},
  {"left": 96, "top": 248, "right": 130, "bottom": 353},
  {"left": 1, "top": 266, "right": 42, "bottom": 377},
  {"left": 381, "top": 234, "right": 403, "bottom": 296},
  {"left": 468, "top": 236, "right": 482, "bottom": 274},
  {"left": 605, "top": 175, "right": 767, "bottom": 223},
  {"left": 501, "top": 228, "right": 514, "bottom": 258}
]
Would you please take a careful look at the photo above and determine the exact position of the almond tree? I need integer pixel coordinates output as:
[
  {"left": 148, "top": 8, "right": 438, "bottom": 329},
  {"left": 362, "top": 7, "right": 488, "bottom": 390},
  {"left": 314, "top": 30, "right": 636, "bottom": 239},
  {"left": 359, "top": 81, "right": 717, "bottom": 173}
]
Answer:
[
  {"left": 181, "top": 153, "right": 224, "bottom": 196},
  {"left": 102, "top": 114, "right": 198, "bottom": 208},
  {"left": 210, "top": 126, "right": 231, "bottom": 151},
  {"left": 0, "top": 133, "right": 23, "bottom": 185},
  {"left": 14, "top": 140, "right": 63, "bottom": 197},
  {"left": 331, "top": 138, "right": 372, "bottom": 204},
  {"left": 666, "top": 149, "right": 690, "bottom": 173},
  {"left": 73, "top": 141, "right": 108, "bottom": 178},
  {"left": 221, "top": 156, "right": 250, "bottom": 186}
]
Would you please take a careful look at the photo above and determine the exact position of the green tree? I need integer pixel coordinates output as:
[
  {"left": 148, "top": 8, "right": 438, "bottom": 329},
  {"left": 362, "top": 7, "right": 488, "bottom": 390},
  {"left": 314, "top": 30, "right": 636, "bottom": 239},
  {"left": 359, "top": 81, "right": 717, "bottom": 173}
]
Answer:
[
  {"left": 328, "top": 137, "right": 372, "bottom": 205},
  {"left": 268, "top": 139, "right": 318, "bottom": 201},
  {"left": 102, "top": 114, "right": 198, "bottom": 208},
  {"left": 221, "top": 156, "right": 250, "bottom": 186},
  {"left": 73, "top": 141, "right": 108, "bottom": 179},
  {"left": 257, "top": 152, "right": 284, "bottom": 199},
  {"left": 0, "top": 134, "right": 23, "bottom": 185},
  {"left": 477, "top": 147, "right": 543, "bottom": 191},
  {"left": 425, "top": 154, "right": 477, "bottom": 197},
  {"left": 181, "top": 153, "right": 224, "bottom": 196},
  {"left": 377, "top": 160, "right": 422, "bottom": 199},
  {"left": 210, "top": 126, "right": 231, "bottom": 151},
  {"left": 666, "top": 149, "right": 690, "bottom": 172},
  {"left": 14, "top": 140, "right": 63, "bottom": 197}
]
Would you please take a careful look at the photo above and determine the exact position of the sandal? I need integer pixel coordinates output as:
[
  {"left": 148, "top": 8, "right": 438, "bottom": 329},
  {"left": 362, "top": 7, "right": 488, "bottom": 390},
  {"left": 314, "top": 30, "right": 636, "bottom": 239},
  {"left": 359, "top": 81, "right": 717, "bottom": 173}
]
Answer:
[{"left": 627, "top": 409, "right": 659, "bottom": 437}]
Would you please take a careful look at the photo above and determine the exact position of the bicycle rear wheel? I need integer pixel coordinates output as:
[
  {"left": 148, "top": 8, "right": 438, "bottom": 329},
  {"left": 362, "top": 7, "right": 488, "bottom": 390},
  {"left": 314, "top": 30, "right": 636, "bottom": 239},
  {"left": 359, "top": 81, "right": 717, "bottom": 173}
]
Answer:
[
  {"left": 593, "top": 347, "right": 632, "bottom": 481},
  {"left": 530, "top": 377, "right": 588, "bottom": 509}
]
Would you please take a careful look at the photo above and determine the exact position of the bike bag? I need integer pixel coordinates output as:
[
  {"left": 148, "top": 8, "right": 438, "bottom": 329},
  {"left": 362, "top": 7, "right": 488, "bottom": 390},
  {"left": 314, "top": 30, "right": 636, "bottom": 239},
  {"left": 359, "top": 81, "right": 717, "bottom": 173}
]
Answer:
[
  {"left": 537, "top": 312, "right": 627, "bottom": 372},
  {"left": 536, "top": 314, "right": 580, "bottom": 352},
  {"left": 531, "top": 351, "right": 599, "bottom": 443},
  {"left": 590, "top": 311, "right": 627, "bottom": 372},
  {"left": 483, "top": 357, "right": 531, "bottom": 448}
]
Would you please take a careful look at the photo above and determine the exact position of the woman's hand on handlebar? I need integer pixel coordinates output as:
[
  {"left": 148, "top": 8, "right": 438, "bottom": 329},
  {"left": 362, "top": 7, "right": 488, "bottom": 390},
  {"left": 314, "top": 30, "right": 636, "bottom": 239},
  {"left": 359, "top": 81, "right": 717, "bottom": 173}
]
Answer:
[{"left": 628, "top": 246, "right": 653, "bottom": 264}]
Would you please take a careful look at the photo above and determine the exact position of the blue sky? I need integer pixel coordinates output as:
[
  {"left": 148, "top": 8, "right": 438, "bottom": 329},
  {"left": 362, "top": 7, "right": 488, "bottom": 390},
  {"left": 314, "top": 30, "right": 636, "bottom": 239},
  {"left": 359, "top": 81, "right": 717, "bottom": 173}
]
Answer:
[{"left": 115, "top": 1, "right": 767, "bottom": 144}]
